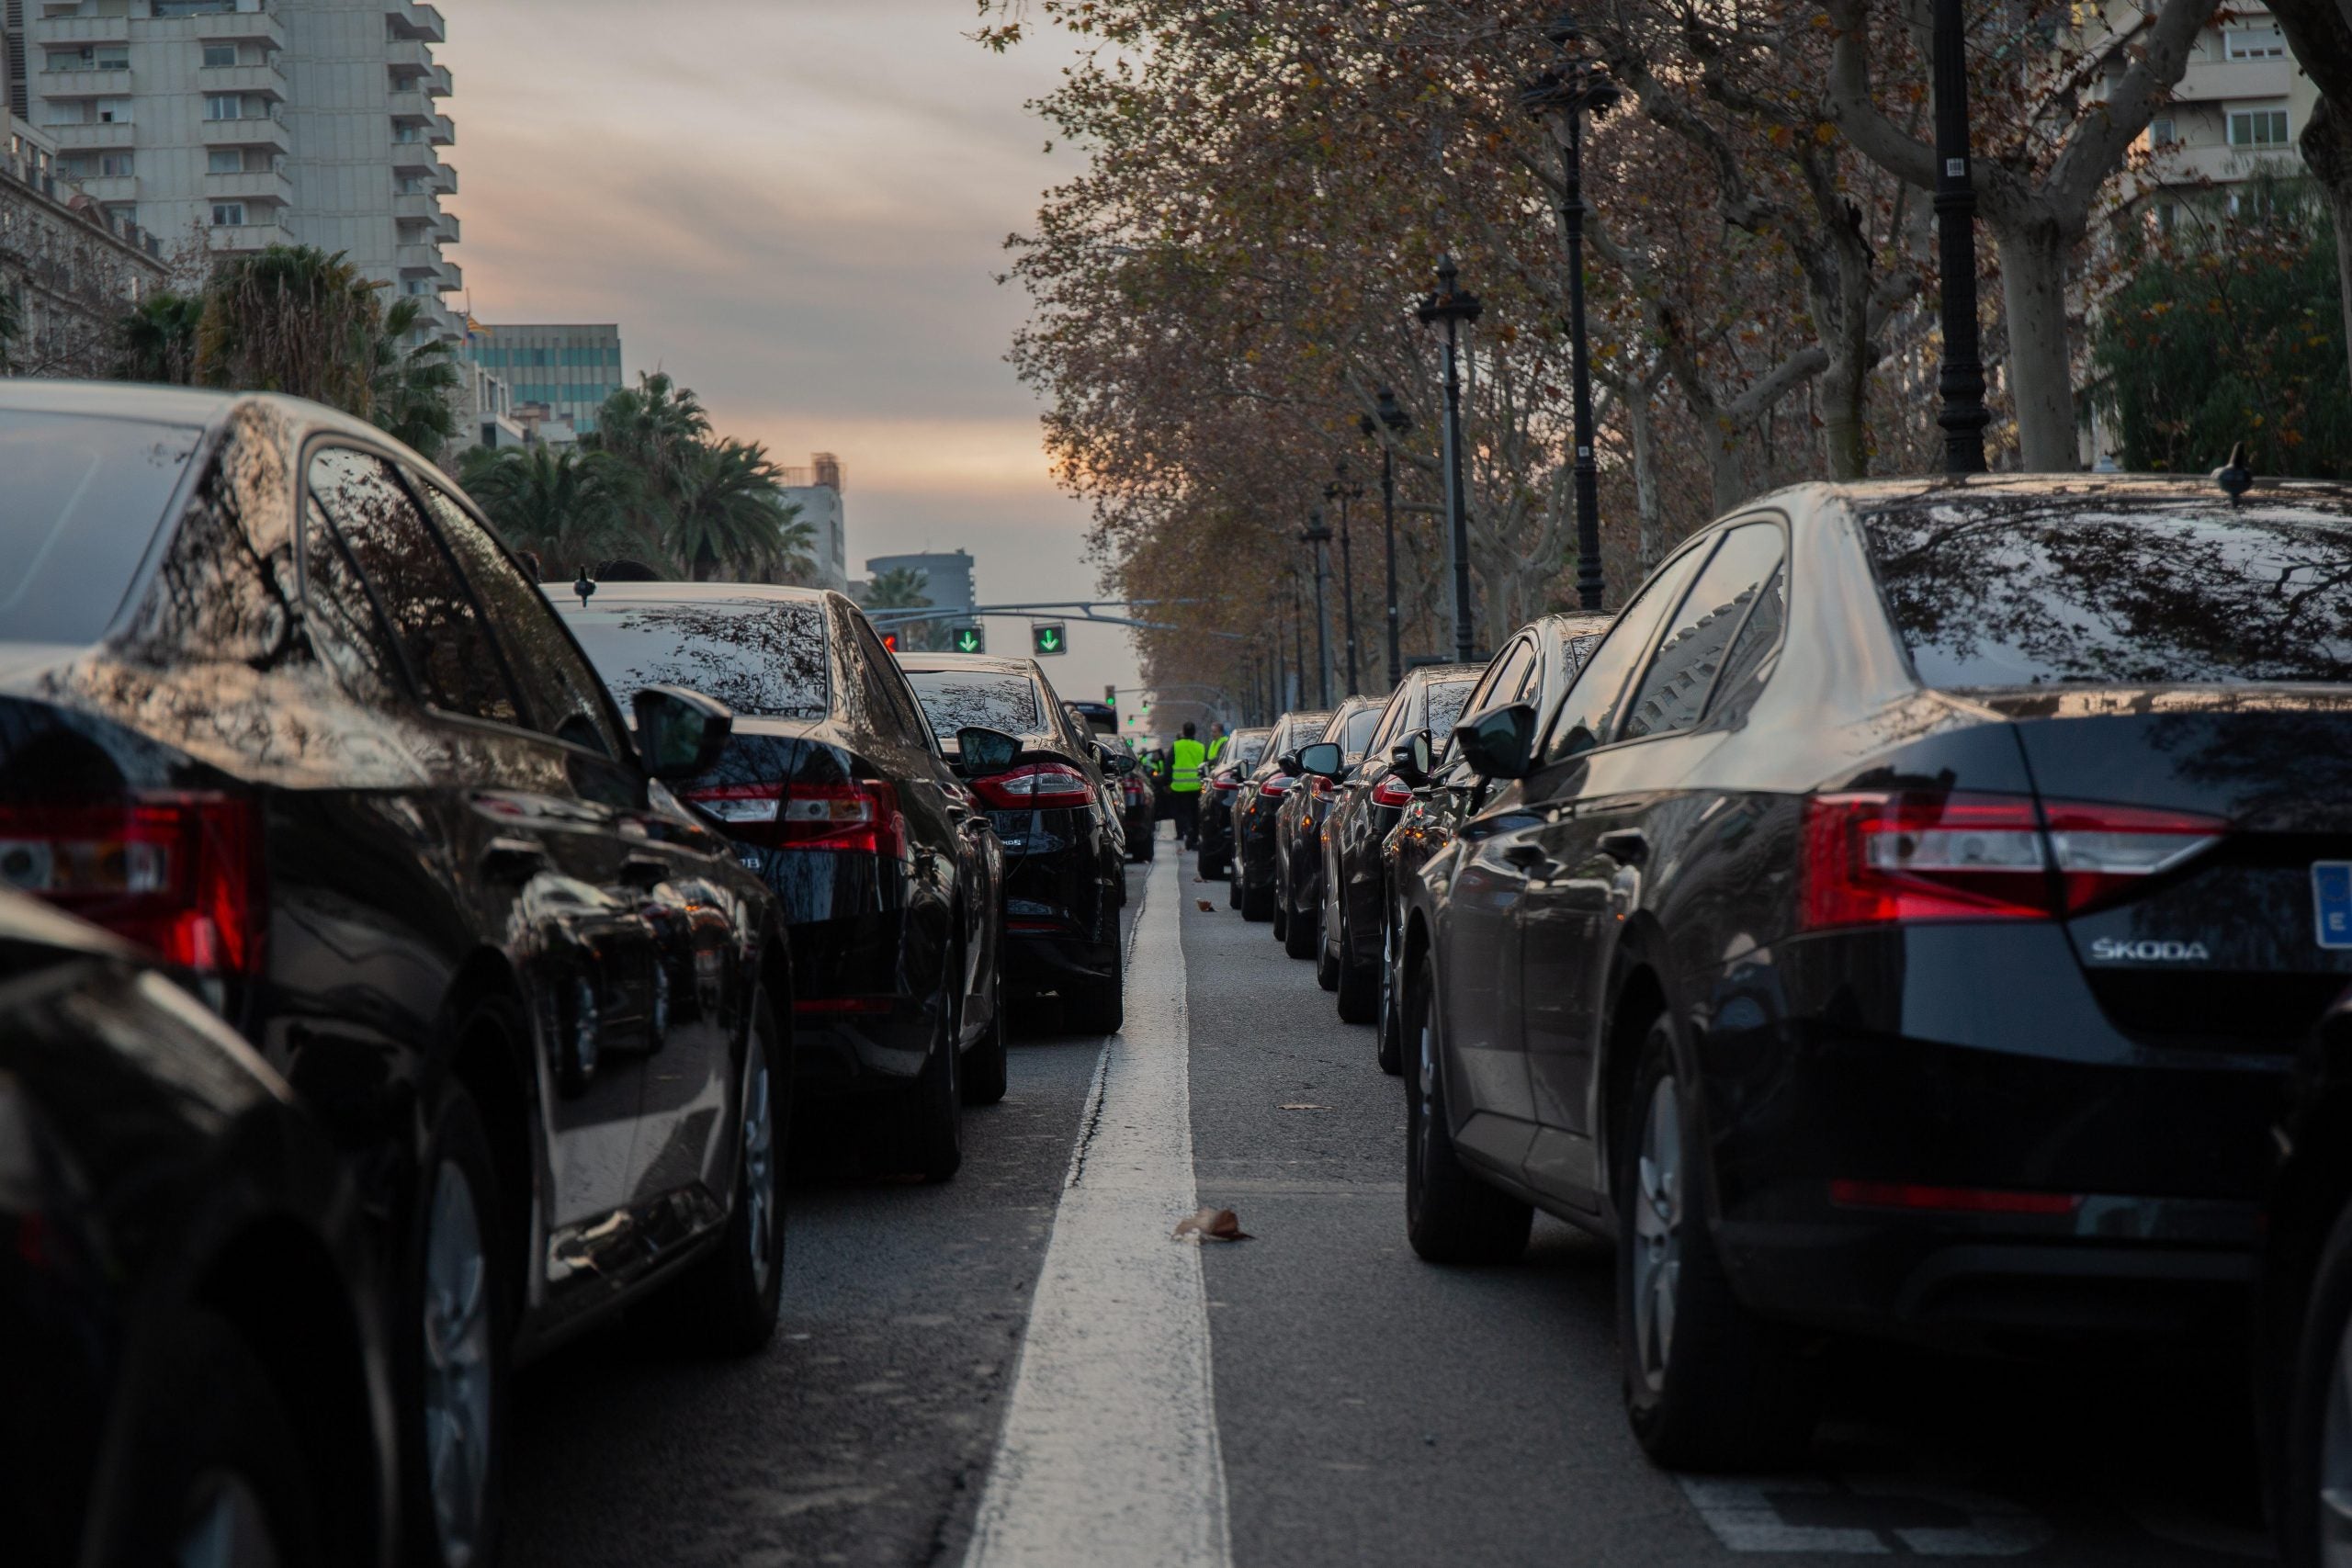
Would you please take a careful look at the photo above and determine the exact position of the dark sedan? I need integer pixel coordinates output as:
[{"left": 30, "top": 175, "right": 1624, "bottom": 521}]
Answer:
[
  {"left": 1274, "top": 696, "right": 1385, "bottom": 961},
  {"left": 898, "top": 650, "right": 1129, "bottom": 1035},
  {"left": 0, "top": 891, "right": 393, "bottom": 1568},
  {"left": 1307, "top": 665, "right": 1481, "bottom": 1021},
  {"left": 1, "top": 383, "right": 786, "bottom": 1568},
  {"left": 1202, "top": 727, "right": 1271, "bottom": 884},
  {"left": 552, "top": 584, "right": 1007, "bottom": 1162},
  {"left": 1233, "top": 709, "right": 1331, "bottom": 922},
  {"left": 1398, "top": 477, "right": 2352, "bottom": 1470}
]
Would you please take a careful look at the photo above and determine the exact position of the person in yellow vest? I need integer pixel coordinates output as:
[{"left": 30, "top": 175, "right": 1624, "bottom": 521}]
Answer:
[
  {"left": 1170, "top": 722, "right": 1207, "bottom": 850},
  {"left": 1205, "top": 721, "right": 1228, "bottom": 764}
]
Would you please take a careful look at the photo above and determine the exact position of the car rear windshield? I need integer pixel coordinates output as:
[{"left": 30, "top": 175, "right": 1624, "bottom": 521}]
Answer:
[
  {"left": 1233, "top": 735, "right": 1268, "bottom": 769},
  {"left": 1862, "top": 494, "right": 2352, "bottom": 687},
  {"left": 555, "top": 598, "right": 831, "bottom": 718},
  {"left": 0, "top": 411, "right": 205, "bottom": 646},
  {"left": 1425, "top": 677, "right": 1478, "bottom": 742},
  {"left": 905, "top": 670, "right": 1042, "bottom": 738}
]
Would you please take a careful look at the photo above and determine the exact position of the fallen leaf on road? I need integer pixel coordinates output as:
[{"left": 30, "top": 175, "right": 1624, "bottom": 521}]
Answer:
[
  {"left": 1197, "top": 899, "right": 1216, "bottom": 911},
  {"left": 1279, "top": 1103, "right": 1330, "bottom": 1111},
  {"left": 1173, "top": 1205, "right": 1251, "bottom": 1243}
]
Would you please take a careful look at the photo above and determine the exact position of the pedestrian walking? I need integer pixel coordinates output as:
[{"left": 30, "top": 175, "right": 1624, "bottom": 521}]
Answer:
[{"left": 1170, "top": 721, "right": 1206, "bottom": 850}]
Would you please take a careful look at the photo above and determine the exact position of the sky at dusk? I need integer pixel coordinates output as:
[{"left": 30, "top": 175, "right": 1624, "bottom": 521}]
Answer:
[{"left": 438, "top": 0, "right": 1148, "bottom": 713}]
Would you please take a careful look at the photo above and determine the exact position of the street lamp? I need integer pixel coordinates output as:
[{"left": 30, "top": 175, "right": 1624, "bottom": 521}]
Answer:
[
  {"left": 1415, "top": 255, "right": 1483, "bottom": 664},
  {"left": 1361, "top": 389, "right": 1412, "bottom": 686},
  {"left": 1323, "top": 461, "right": 1364, "bottom": 696},
  {"left": 1931, "top": 0, "right": 1989, "bottom": 474},
  {"left": 1300, "top": 508, "right": 1334, "bottom": 708},
  {"left": 1521, "top": 11, "right": 1620, "bottom": 612}
]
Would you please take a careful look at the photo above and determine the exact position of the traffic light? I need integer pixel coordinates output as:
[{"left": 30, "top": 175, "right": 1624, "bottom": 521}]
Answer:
[
  {"left": 953, "top": 624, "right": 986, "bottom": 654},
  {"left": 1032, "top": 623, "right": 1068, "bottom": 657},
  {"left": 880, "top": 630, "right": 899, "bottom": 652},
  {"left": 1103, "top": 684, "right": 1116, "bottom": 705}
]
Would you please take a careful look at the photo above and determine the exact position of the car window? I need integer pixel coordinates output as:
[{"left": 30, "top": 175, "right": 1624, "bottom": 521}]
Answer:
[
  {"left": 1424, "top": 677, "right": 1479, "bottom": 746},
  {"left": 1620, "top": 523, "right": 1785, "bottom": 741},
  {"left": 1233, "top": 733, "right": 1269, "bottom": 771},
  {"left": 851, "top": 617, "right": 933, "bottom": 745},
  {"left": 1704, "top": 563, "right": 1786, "bottom": 730},
  {"left": 555, "top": 597, "right": 829, "bottom": 718},
  {"left": 1338, "top": 705, "right": 1383, "bottom": 758},
  {"left": 301, "top": 497, "right": 410, "bottom": 705},
  {"left": 416, "top": 478, "right": 624, "bottom": 758},
  {"left": 1863, "top": 495, "right": 2352, "bottom": 686},
  {"left": 1542, "top": 540, "right": 1713, "bottom": 763},
  {"left": 1365, "top": 691, "right": 1408, "bottom": 755},
  {"left": 307, "top": 446, "right": 522, "bottom": 726},
  {"left": 0, "top": 411, "right": 206, "bottom": 646},
  {"left": 1438, "top": 642, "right": 1530, "bottom": 763},
  {"left": 904, "top": 670, "right": 1042, "bottom": 737}
]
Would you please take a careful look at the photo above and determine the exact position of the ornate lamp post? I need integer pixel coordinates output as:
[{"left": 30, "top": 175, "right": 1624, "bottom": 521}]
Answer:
[
  {"left": 1521, "top": 11, "right": 1620, "bottom": 611},
  {"left": 1415, "top": 255, "right": 1483, "bottom": 664},
  {"left": 1361, "top": 388, "right": 1412, "bottom": 686},
  {"left": 1301, "top": 509, "right": 1334, "bottom": 708},
  {"left": 1323, "top": 461, "right": 1365, "bottom": 696},
  {"left": 1932, "top": 0, "right": 1989, "bottom": 474}
]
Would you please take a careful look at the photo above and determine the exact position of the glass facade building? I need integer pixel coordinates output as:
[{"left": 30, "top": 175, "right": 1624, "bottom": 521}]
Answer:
[{"left": 466, "top": 321, "right": 623, "bottom": 433}]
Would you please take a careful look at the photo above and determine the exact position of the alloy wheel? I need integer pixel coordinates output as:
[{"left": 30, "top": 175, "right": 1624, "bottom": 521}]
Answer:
[
  {"left": 175, "top": 1471, "right": 280, "bottom": 1568},
  {"left": 422, "top": 1159, "right": 493, "bottom": 1568},
  {"left": 741, "top": 1051, "right": 778, "bottom": 1296},
  {"left": 2324, "top": 1311, "right": 2352, "bottom": 1566},
  {"left": 1632, "top": 1074, "right": 1684, "bottom": 1396}
]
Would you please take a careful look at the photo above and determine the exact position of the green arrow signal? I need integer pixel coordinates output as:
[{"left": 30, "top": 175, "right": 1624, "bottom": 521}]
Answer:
[
  {"left": 956, "top": 626, "right": 983, "bottom": 653},
  {"left": 1034, "top": 624, "right": 1066, "bottom": 655}
]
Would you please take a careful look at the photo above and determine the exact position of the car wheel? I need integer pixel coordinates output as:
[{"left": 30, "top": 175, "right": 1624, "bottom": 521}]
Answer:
[
  {"left": 1228, "top": 867, "right": 1243, "bottom": 909},
  {"left": 1335, "top": 900, "right": 1379, "bottom": 1025},
  {"left": 661, "top": 993, "right": 787, "bottom": 1354},
  {"left": 1062, "top": 932, "right": 1125, "bottom": 1035},
  {"left": 962, "top": 979, "right": 1010, "bottom": 1106},
  {"left": 1617, "top": 1015, "right": 1819, "bottom": 1471},
  {"left": 1241, "top": 868, "right": 1274, "bottom": 922},
  {"left": 1283, "top": 877, "right": 1319, "bottom": 961},
  {"left": 106, "top": 1308, "right": 322, "bottom": 1568},
  {"left": 905, "top": 965, "right": 964, "bottom": 1183},
  {"left": 1271, "top": 874, "right": 1289, "bottom": 942},
  {"left": 1405, "top": 953, "right": 1532, "bottom": 1265},
  {"left": 401, "top": 1082, "right": 508, "bottom": 1568},
  {"left": 1374, "top": 916, "right": 1405, "bottom": 1072}
]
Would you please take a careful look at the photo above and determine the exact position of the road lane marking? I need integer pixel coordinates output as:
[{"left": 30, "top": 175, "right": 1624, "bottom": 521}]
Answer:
[
  {"left": 1679, "top": 1472, "right": 2052, "bottom": 1556},
  {"left": 964, "top": 854, "right": 1233, "bottom": 1568}
]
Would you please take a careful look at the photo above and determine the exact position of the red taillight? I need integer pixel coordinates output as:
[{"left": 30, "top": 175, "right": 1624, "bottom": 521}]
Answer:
[
  {"left": 1829, "top": 1179, "right": 2082, "bottom": 1217},
  {"left": 1260, "top": 774, "right": 1295, "bottom": 798},
  {"left": 973, "top": 762, "right": 1093, "bottom": 811},
  {"left": 1371, "top": 776, "right": 1414, "bottom": 808},
  {"left": 1310, "top": 775, "right": 1336, "bottom": 799},
  {"left": 1211, "top": 778, "right": 1241, "bottom": 794},
  {"left": 1800, "top": 791, "right": 2223, "bottom": 932},
  {"left": 0, "top": 794, "right": 262, "bottom": 976},
  {"left": 684, "top": 779, "right": 906, "bottom": 856}
]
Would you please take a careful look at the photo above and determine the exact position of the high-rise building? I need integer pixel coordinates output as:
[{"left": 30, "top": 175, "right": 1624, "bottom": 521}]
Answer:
[
  {"left": 862, "top": 549, "right": 975, "bottom": 620},
  {"left": 464, "top": 321, "right": 622, "bottom": 434},
  {"left": 3, "top": 109, "right": 171, "bottom": 374},
  {"left": 783, "top": 453, "right": 849, "bottom": 592},
  {"left": 11, "top": 0, "right": 459, "bottom": 338}
]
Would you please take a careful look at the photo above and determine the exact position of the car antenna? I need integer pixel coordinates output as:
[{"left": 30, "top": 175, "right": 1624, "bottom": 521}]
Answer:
[
  {"left": 2213, "top": 442, "right": 2254, "bottom": 506},
  {"left": 573, "top": 566, "right": 597, "bottom": 608}
]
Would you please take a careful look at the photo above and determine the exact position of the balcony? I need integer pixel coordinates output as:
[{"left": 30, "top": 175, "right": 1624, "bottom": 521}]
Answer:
[
  {"left": 206, "top": 166, "right": 293, "bottom": 205},
  {"left": 74, "top": 173, "right": 140, "bottom": 202},
  {"left": 397, "top": 241, "right": 444, "bottom": 276},
  {"left": 427, "top": 114, "right": 454, "bottom": 146},
  {"left": 424, "top": 63, "right": 452, "bottom": 97},
  {"left": 201, "top": 115, "right": 291, "bottom": 155},
  {"left": 208, "top": 220, "right": 294, "bottom": 255},
  {"left": 37, "top": 67, "right": 134, "bottom": 97},
  {"left": 391, "top": 189, "right": 439, "bottom": 221},
  {"left": 432, "top": 210, "right": 459, "bottom": 244},
  {"left": 387, "top": 3, "right": 446, "bottom": 44},
  {"left": 191, "top": 10, "right": 288, "bottom": 50},
  {"left": 388, "top": 86, "right": 433, "bottom": 123},
  {"left": 198, "top": 62, "right": 286, "bottom": 97},
  {"left": 386, "top": 36, "right": 431, "bottom": 76},
  {"left": 436, "top": 259, "right": 462, "bottom": 291},
  {"left": 2174, "top": 56, "right": 2296, "bottom": 104},
  {"left": 47, "top": 121, "right": 138, "bottom": 151},
  {"left": 28, "top": 15, "right": 130, "bottom": 45}
]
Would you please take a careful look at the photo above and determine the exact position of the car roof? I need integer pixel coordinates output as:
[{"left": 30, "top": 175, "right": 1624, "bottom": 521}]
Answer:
[
  {"left": 0, "top": 378, "right": 391, "bottom": 446},
  {"left": 548, "top": 581, "right": 837, "bottom": 609},
  {"left": 895, "top": 652, "right": 1034, "bottom": 675},
  {"left": 1407, "top": 662, "right": 1485, "bottom": 684},
  {"left": 1762, "top": 473, "right": 2352, "bottom": 512}
]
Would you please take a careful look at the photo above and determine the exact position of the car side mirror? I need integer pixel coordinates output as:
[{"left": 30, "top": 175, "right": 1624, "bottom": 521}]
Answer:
[
  {"left": 633, "top": 684, "right": 734, "bottom": 780},
  {"left": 1276, "top": 750, "right": 1303, "bottom": 776},
  {"left": 1100, "top": 749, "right": 1136, "bottom": 777},
  {"left": 1298, "top": 741, "right": 1345, "bottom": 779},
  {"left": 1388, "top": 728, "right": 1431, "bottom": 786},
  {"left": 1452, "top": 702, "right": 1537, "bottom": 781},
  {"left": 957, "top": 726, "right": 1023, "bottom": 777}
]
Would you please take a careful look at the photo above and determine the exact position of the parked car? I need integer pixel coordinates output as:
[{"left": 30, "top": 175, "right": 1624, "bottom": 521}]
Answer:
[
  {"left": 897, "top": 650, "right": 1129, "bottom": 1034},
  {"left": 0, "top": 890, "right": 394, "bottom": 1568},
  {"left": 1273, "top": 696, "right": 1385, "bottom": 960},
  {"left": 1396, "top": 476, "right": 2352, "bottom": 1471},
  {"left": 1378, "top": 619, "right": 1610, "bottom": 1073},
  {"left": 0, "top": 383, "right": 787, "bottom": 1568},
  {"left": 1233, "top": 709, "right": 1332, "bottom": 922},
  {"left": 1201, "top": 726, "right": 1272, "bottom": 883},
  {"left": 1117, "top": 760, "right": 1158, "bottom": 863},
  {"left": 550, "top": 582, "right": 1009, "bottom": 1153},
  {"left": 1306, "top": 665, "right": 1481, "bottom": 1021}
]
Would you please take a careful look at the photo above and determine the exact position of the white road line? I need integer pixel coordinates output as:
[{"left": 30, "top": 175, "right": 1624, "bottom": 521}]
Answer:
[{"left": 964, "top": 855, "right": 1234, "bottom": 1568}]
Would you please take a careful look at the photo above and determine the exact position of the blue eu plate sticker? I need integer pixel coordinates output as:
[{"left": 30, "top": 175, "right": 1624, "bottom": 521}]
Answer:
[{"left": 2315, "top": 863, "right": 2352, "bottom": 950}]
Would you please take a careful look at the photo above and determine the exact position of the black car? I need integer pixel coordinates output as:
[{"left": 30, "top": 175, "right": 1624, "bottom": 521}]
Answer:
[
  {"left": 1233, "top": 709, "right": 1331, "bottom": 922},
  {"left": 898, "top": 650, "right": 1130, "bottom": 1034},
  {"left": 0, "top": 890, "right": 393, "bottom": 1568},
  {"left": 1306, "top": 665, "right": 1481, "bottom": 1021},
  {"left": 551, "top": 583, "right": 1009, "bottom": 1159},
  {"left": 1397, "top": 476, "right": 2352, "bottom": 1470},
  {"left": 1378, "top": 618, "right": 1612, "bottom": 1076},
  {"left": 1201, "top": 726, "right": 1272, "bottom": 884},
  {"left": 0, "top": 383, "right": 787, "bottom": 1568},
  {"left": 1273, "top": 695, "right": 1385, "bottom": 961}
]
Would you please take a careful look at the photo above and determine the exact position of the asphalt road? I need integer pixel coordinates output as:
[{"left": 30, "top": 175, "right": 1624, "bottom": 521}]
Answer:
[{"left": 505, "top": 830, "right": 2277, "bottom": 1567}]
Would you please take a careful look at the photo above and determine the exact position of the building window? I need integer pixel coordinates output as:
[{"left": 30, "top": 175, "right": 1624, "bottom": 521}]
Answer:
[
  {"left": 96, "top": 99, "right": 130, "bottom": 124},
  {"left": 208, "top": 149, "right": 243, "bottom": 174},
  {"left": 211, "top": 202, "right": 245, "bottom": 227},
  {"left": 2148, "top": 117, "right": 2176, "bottom": 147},
  {"left": 2228, "top": 107, "right": 2290, "bottom": 147},
  {"left": 2223, "top": 27, "right": 2286, "bottom": 61},
  {"left": 204, "top": 94, "right": 245, "bottom": 121},
  {"left": 99, "top": 152, "right": 132, "bottom": 176},
  {"left": 202, "top": 44, "right": 238, "bottom": 68}
]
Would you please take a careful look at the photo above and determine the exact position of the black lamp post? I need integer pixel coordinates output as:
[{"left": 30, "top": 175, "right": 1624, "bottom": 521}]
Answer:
[
  {"left": 1361, "top": 389, "right": 1412, "bottom": 686},
  {"left": 1285, "top": 564, "right": 1306, "bottom": 711},
  {"left": 1931, "top": 0, "right": 1989, "bottom": 474},
  {"left": 1323, "top": 461, "right": 1364, "bottom": 696},
  {"left": 1416, "top": 255, "right": 1483, "bottom": 664},
  {"left": 1301, "top": 509, "right": 1334, "bottom": 708},
  {"left": 1521, "top": 12, "right": 1619, "bottom": 611}
]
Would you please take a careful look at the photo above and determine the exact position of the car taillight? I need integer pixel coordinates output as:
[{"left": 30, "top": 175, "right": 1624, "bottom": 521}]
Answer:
[
  {"left": 1261, "top": 774, "right": 1295, "bottom": 798},
  {"left": 1800, "top": 791, "right": 2223, "bottom": 931},
  {"left": 684, "top": 779, "right": 906, "bottom": 856},
  {"left": 1311, "top": 776, "right": 1336, "bottom": 799},
  {"left": 0, "top": 793, "right": 263, "bottom": 976},
  {"left": 973, "top": 763, "right": 1093, "bottom": 810},
  {"left": 1371, "top": 776, "right": 1414, "bottom": 808},
  {"left": 1211, "top": 778, "right": 1241, "bottom": 794}
]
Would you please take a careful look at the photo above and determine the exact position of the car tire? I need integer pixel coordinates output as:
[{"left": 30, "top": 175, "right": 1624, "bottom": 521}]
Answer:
[
  {"left": 1316, "top": 931, "right": 1340, "bottom": 990},
  {"left": 1271, "top": 882, "right": 1289, "bottom": 942},
  {"left": 2281, "top": 1192, "right": 2352, "bottom": 1568},
  {"left": 905, "top": 967, "right": 964, "bottom": 1183},
  {"left": 1617, "top": 1015, "right": 1819, "bottom": 1471},
  {"left": 663, "top": 993, "right": 787, "bottom": 1354},
  {"left": 1335, "top": 904, "right": 1379, "bottom": 1025},
  {"left": 1375, "top": 919, "right": 1405, "bottom": 1073},
  {"left": 104, "top": 1308, "right": 323, "bottom": 1568},
  {"left": 962, "top": 980, "right": 1010, "bottom": 1107},
  {"left": 1405, "top": 953, "right": 1532, "bottom": 1265},
  {"left": 1241, "top": 871, "right": 1274, "bottom": 922},
  {"left": 399, "top": 1080, "right": 509, "bottom": 1568},
  {"left": 1283, "top": 876, "right": 1319, "bottom": 961},
  {"left": 1228, "top": 867, "right": 1243, "bottom": 909},
  {"left": 1062, "top": 934, "right": 1125, "bottom": 1035}
]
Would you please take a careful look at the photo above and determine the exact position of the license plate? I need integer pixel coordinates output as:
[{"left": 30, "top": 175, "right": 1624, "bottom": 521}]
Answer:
[{"left": 2315, "top": 862, "right": 2352, "bottom": 950}]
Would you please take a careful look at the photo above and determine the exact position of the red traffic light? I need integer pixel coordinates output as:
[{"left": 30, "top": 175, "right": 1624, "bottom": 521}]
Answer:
[{"left": 881, "top": 631, "right": 899, "bottom": 652}]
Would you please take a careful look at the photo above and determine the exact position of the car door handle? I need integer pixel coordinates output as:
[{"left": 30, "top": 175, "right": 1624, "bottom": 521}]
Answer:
[
  {"left": 1599, "top": 828, "right": 1649, "bottom": 865},
  {"left": 619, "top": 853, "right": 672, "bottom": 888},
  {"left": 480, "top": 837, "right": 548, "bottom": 883}
]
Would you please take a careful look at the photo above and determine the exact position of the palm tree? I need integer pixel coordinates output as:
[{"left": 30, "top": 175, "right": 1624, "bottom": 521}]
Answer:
[
  {"left": 458, "top": 444, "right": 645, "bottom": 579},
  {"left": 770, "top": 497, "right": 820, "bottom": 584},
  {"left": 587, "top": 371, "right": 710, "bottom": 534},
  {"left": 196, "top": 244, "right": 379, "bottom": 414},
  {"left": 115, "top": 291, "right": 204, "bottom": 385},
  {"left": 368, "top": 296, "right": 461, "bottom": 459},
  {"left": 861, "top": 566, "right": 933, "bottom": 647},
  {"left": 665, "top": 438, "right": 791, "bottom": 581}
]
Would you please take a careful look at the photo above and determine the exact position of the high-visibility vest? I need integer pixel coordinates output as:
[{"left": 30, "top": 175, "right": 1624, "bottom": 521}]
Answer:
[
  {"left": 1170, "top": 737, "right": 1206, "bottom": 792},
  {"left": 1206, "top": 734, "right": 1227, "bottom": 762}
]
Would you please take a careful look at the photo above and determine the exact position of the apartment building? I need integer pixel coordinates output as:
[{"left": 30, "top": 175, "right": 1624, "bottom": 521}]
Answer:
[
  {"left": 2, "top": 109, "right": 169, "bottom": 374},
  {"left": 782, "top": 453, "right": 850, "bottom": 592},
  {"left": 7, "top": 0, "right": 459, "bottom": 337},
  {"left": 2114, "top": 6, "right": 2321, "bottom": 222},
  {"left": 465, "top": 321, "right": 623, "bottom": 434}
]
